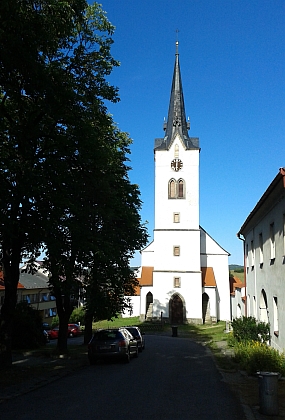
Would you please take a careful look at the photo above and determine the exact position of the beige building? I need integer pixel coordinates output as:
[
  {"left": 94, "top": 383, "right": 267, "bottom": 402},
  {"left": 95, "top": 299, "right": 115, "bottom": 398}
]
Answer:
[
  {"left": 0, "top": 264, "right": 57, "bottom": 325},
  {"left": 238, "top": 167, "right": 285, "bottom": 352}
]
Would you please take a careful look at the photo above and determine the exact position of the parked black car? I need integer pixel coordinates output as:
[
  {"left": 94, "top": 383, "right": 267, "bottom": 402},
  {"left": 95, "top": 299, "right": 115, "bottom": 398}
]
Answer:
[
  {"left": 125, "top": 326, "right": 145, "bottom": 352},
  {"left": 88, "top": 328, "right": 139, "bottom": 364}
]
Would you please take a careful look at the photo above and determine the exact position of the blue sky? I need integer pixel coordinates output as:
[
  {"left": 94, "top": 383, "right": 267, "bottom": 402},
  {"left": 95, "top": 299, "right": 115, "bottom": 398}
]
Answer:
[{"left": 98, "top": 0, "right": 285, "bottom": 266}]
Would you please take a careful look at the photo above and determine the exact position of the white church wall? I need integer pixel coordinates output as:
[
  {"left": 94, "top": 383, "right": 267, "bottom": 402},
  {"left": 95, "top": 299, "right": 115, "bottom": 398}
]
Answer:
[
  {"left": 153, "top": 230, "right": 200, "bottom": 272},
  {"left": 208, "top": 253, "right": 231, "bottom": 321},
  {"left": 200, "top": 229, "right": 231, "bottom": 321},
  {"left": 149, "top": 272, "right": 202, "bottom": 322}
]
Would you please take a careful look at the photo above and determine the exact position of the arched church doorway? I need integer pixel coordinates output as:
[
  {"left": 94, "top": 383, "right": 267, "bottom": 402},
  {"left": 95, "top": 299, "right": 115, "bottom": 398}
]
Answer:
[
  {"left": 260, "top": 289, "right": 269, "bottom": 324},
  {"left": 202, "top": 293, "right": 210, "bottom": 324},
  {"left": 145, "top": 292, "right": 153, "bottom": 319},
  {"left": 170, "top": 294, "right": 184, "bottom": 324}
]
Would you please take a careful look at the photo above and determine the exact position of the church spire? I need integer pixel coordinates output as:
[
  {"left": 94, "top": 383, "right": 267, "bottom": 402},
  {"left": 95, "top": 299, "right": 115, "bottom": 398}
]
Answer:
[
  {"left": 164, "top": 41, "right": 189, "bottom": 143},
  {"left": 156, "top": 42, "right": 199, "bottom": 151}
]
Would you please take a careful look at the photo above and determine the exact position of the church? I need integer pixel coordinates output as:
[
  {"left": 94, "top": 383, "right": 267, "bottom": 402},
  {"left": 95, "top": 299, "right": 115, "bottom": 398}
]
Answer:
[{"left": 125, "top": 43, "right": 231, "bottom": 324}]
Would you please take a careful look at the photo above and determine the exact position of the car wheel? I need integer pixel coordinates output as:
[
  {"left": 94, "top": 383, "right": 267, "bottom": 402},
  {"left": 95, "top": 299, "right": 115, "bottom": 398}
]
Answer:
[
  {"left": 138, "top": 346, "right": 143, "bottom": 353},
  {"left": 134, "top": 346, "right": 139, "bottom": 358},
  {"left": 124, "top": 349, "right": 130, "bottom": 363},
  {"left": 69, "top": 332, "right": 74, "bottom": 338}
]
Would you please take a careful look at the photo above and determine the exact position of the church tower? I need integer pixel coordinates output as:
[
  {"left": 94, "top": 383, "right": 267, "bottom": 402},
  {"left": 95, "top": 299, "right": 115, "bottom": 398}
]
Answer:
[
  {"left": 151, "top": 41, "right": 202, "bottom": 323},
  {"left": 132, "top": 42, "right": 231, "bottom": 325}
]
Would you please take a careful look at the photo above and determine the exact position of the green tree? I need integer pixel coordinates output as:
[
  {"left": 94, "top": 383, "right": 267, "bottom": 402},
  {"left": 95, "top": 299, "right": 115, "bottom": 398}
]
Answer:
[{"left": 0, "top": 0, "right": 147, "bottom": 363}]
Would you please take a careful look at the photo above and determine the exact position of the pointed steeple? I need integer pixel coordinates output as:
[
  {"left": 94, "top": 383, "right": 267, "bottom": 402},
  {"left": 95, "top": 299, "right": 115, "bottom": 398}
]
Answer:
[{"left": 155, "top": 42, "right": 199, "bottom": 151}]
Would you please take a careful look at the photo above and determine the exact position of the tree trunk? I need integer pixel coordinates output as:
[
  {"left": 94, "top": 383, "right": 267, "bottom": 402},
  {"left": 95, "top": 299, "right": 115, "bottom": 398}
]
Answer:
[
  {"left": 57, "top": 310, "right": 69, "bottom": 353},
  {"left": 84, "top": 310, "right": 93, "bottom": 345},
  {"left": 0, "top": 241, "right": 21, "bottom": 369},
  {"left": 54, "top": 292, "right": 71, "bottom": 353}
]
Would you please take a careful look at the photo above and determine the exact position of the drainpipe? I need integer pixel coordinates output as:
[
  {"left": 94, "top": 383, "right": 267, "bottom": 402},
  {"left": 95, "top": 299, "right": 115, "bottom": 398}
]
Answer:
[{"left": 237, "top": 233, "right": 247, "bottom": 317}]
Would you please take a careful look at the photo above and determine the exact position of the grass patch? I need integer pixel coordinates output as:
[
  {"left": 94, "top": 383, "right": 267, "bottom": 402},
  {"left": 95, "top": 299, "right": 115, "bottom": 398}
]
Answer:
[
  {"left": 92, "top": 316, "right": 141, "bottom": 330},
  {"left": 230, "top": 269, "right": 244, "bottom": 283}
]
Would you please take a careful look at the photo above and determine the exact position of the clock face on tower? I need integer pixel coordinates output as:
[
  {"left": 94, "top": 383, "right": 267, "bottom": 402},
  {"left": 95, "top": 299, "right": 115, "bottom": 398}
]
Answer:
[{"left": 171, "top": 158, "right": 183, "bottom": 171}]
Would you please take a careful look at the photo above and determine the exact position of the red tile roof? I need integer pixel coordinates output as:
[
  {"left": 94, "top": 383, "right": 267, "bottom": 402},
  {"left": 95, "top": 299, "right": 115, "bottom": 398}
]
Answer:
[
  {"left": 230, "top": 276, "right": 244, "bottom": 295},
  {"left": 0, "top": 272, "right": 25, "bottom": 290},
  {"left": 201, "top": 267, "right": 217, "bottom": 287}
]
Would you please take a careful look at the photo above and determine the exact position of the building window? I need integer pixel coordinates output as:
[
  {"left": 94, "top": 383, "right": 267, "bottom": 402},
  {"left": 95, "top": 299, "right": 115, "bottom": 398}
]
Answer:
[
  {"left": 173, "top": 246, "right": 180, "bottom": 256},
  {"left": 270, "top": 222, "right": 275, "bottom": 260},
  {"left": 169, "top": 179, "right": 176, "bottom": 198},
  {"left": 253, "top": 296, "right": 256, "bottom": 318},
  {"left": 41, "top": 293, "right": 48, "bottom": 302},
  {"left": 259, "top": 233, "right": 263, "bottom": 265},
  {"left": 23, "top": 295, "right": 31, "bottom": 304},
  {"left": 174, "top": 144, "right": 179, "bottom": 158},
  {"left": 273, "top": 296, "right": 279, "bottom": 337},
  {"left": 178, "top": 179, "right": 184, "bottom": 198},
  {"left": 247, "top": 294, "right": 250, "bottom": 317},
  {"left": 173, "top": 212, "right": 180, "bottom": 223},
  {"left": 168, "top": 179, "right": 185, "bottom": 199},
  {"left": 174, "top": 277, "right": 181, "bottom": 288},
  {"left": 251, "top": 240, "right": 254, "bottom": 268},
  {"left": 246, "top": 243, "right": 249, "bottom": 269}
]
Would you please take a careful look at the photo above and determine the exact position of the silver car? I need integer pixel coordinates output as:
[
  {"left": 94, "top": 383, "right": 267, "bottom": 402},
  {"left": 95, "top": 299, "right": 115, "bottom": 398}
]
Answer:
[{"left": 88, "top": 328, "right": 139, "bottom": 364}]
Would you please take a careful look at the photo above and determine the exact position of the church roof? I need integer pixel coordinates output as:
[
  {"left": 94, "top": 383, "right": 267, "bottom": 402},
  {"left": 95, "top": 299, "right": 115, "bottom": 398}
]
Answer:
[
  {"left": 201, "top": 267, "right": 217, "bottom": 287},
  {"left": 137, "top": 266, "right": 153, "bottom": 287},
  {"left": 155, "top": 42, "right": 200, "bottom": 151}
]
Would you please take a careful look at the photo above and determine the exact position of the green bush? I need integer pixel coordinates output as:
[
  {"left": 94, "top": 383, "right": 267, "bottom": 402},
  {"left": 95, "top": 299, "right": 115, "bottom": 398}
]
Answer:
[
  {"left": 51, "top": 315, "right": 59, "bottom": 328},
  {"left": 50, "top": 307, "right": 85, "bottom": 328},
  {"left": 234, "top": 341, "right": 285, "bottom": 376},
  {"left": 69, "top": 307, "right": 85, "bottom": 325},
  {"left": 231, "top": 316, "right": 270, "bottom": 344},
  {"left": 12, "top": 301, "right": 46, "bottom": 349}
]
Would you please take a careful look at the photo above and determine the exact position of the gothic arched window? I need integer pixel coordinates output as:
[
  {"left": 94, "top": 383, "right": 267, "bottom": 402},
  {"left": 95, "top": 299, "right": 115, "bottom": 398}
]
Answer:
[
  {"left": 168, "top": 179, "right": 185, "bottom": 199},
  {"left": 178, "top": 179, "right": 185, "bottom": 198},
  {"left": 169, "top": 179, "right": 176, "bottom": 198}
]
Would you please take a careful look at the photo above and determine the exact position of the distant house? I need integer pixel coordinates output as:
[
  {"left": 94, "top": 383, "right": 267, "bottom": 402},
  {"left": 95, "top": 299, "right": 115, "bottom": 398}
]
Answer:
[
  {"left": 230, "top": 276, "right": 245, "bottom": 319},
  {"left": 0, "top": 262, "right": 57, "bottom": 325},
  {"left": 237, "top": 167, "right": 285, "bottom": 352},
  {"left": 0, "top": 272, "right": 25, "bottom": 307}
]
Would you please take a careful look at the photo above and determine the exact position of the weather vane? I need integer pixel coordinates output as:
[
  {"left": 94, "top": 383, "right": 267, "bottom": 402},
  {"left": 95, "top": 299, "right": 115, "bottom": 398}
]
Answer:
[
  {"left": 175, "top": 29, "right": 179, "bottom": 53},
  {"left": 176, "top": 29, "right": 180, "bottom": 42}
]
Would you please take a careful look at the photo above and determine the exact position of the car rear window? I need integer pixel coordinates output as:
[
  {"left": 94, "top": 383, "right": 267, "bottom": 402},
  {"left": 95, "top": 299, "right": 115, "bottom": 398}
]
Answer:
[
  {"left": 93, "top": 331, "right": 121, "bottom": 341},
  {"left": 127, "top": 328, "right": 138, "bottom": 336}
]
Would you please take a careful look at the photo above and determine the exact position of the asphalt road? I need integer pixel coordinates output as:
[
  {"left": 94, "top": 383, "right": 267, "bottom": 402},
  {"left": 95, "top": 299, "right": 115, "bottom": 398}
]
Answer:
[{"left": 1, "top": 335, "right": 246, "bottom": 420}]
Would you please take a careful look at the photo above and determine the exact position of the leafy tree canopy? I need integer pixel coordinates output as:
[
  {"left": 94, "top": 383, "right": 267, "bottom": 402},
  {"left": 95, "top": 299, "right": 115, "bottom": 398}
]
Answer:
[{"left": 0, "top": 0, "right": 147, "bottom": 362}]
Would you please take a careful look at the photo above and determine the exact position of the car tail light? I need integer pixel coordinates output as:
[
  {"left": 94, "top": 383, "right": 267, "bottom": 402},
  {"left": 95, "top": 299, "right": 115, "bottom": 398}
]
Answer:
[{"left": 118, "top": 339, "right": 126, "bottom": 347}]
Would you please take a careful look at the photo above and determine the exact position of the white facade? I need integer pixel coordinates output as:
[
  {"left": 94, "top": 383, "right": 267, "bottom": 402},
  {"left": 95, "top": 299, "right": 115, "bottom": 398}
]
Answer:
[
  {"left": 238, "top": 168, "right": 285, "bottom": 352},
  {"left": 124, "top": 45, "right": 231, "bottom": 324}
]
